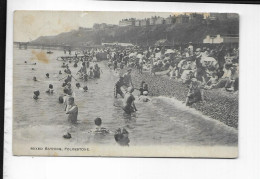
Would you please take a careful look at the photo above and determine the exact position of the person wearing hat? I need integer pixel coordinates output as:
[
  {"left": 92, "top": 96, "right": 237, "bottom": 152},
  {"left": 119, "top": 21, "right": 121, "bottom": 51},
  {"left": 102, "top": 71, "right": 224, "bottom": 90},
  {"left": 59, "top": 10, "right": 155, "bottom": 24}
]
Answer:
[
  {"left": 195, "top": 48, "right": 202, "bottom": 59},
  {"left": 122, "top": 86, "right": 137, "bottom": 114},
  {"left": 195, "top": 48, "right": 206, "bottom": 83},
  {"left": 184, "top": 48, "right": 190, "bottom": 58}
]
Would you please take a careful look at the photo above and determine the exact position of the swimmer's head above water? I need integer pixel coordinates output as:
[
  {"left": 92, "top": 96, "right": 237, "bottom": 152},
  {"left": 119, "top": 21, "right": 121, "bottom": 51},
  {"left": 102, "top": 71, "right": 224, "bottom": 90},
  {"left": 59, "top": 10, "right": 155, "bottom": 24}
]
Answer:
[
  {"left": 94, "top": 117, "right": 102, "bottom": 126},
  {"left": 76, "top": 83, "right": 80, "bottom": 88}
]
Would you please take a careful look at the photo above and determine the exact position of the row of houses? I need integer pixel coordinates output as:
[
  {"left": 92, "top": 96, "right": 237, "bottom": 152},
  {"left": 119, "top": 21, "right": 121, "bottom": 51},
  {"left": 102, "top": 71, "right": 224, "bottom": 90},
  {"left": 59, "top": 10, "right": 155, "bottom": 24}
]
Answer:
[
  {"left": 119, "top": 13, "right": 238, "bottom": 27},
  {"left": 119, "top": 14, "right": 201, "bottom": 27},
  {"left": 92, "top": 13, "right": 238, "bottom": 30}
]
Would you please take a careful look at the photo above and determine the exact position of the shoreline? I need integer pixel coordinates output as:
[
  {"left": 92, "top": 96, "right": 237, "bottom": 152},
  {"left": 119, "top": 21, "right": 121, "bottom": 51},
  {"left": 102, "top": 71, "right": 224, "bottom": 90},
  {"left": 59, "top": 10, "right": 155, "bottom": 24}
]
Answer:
[{"left": 120, "top": 68, "right": 238, "bottom": 129}]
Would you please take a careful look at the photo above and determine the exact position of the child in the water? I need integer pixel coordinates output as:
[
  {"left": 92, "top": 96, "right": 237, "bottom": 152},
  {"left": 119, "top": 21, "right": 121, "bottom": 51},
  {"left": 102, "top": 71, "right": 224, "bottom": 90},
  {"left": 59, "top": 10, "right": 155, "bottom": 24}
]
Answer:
[
  {"left": 89, "top": 118, "right": 111, "bottom": 135},
  {"left": 33, "top": 90, "right": 40, "bottom": 100},
  {"left": 46, "top": 84, "right": 54, "bottom": 94},
  {"left": 46, "top": 73, "right": 49, "bottom": 78},
  {"left": 33, "top": 76, "right": 37, "bottom": 81},
  {"left": 138, "top": 91, "right": 150, "bottom": 102}
]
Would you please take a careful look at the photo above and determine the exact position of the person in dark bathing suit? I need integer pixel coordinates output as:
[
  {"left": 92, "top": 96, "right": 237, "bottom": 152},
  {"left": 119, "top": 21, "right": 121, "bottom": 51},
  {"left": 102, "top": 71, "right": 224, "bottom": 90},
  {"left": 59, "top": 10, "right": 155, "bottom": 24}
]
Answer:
[
  {"left": 122, "top": 87, "right": 137, "bottom": 114},
  {"left": 114, "top": 77, "right": 124, "bottom": 98}
]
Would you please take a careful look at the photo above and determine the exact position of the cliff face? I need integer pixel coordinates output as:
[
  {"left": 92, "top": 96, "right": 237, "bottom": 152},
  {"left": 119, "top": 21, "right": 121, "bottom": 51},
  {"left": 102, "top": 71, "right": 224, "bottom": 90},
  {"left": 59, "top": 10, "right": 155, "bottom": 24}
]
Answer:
[{"left": 31, "top": 19, "right": 239, "bottom": 46}]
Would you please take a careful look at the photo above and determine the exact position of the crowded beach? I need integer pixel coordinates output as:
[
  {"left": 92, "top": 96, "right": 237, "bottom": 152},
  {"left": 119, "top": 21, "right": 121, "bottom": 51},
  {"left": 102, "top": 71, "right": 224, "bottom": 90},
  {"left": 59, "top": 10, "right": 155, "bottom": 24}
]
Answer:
[{"left": 28, "top": 42, "right": 239, "bottom": 146}]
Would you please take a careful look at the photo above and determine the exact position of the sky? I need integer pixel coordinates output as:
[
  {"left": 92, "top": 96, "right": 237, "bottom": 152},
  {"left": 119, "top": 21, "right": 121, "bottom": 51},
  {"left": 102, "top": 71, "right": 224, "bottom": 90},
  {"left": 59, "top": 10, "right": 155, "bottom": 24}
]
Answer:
[{"left": 14, "top": 11, "right": 208, "bottom": 42}]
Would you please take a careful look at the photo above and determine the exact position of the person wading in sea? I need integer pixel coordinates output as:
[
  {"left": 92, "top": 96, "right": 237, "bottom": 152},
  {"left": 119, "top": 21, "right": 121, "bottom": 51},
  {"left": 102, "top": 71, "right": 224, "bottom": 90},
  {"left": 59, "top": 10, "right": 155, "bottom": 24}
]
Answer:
[
  {"left": 122, "top": 69, "right": 133, "bottom": 88},
  {"left": 65, "top": 97, "right": 78, "bottom": 124},
  {"left": 122, "top": 87, "right": 137, "bottom": 115},
  {"left": 114, "top": 76, "right": 125, "bottom": 98}
]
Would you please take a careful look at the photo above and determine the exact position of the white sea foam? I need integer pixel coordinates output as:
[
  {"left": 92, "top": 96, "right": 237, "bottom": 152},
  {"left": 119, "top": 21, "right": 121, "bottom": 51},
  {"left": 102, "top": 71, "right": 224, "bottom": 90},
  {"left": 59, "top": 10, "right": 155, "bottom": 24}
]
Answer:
[{"left": 154, "top": 95, "right": 238, "bottom": 132}]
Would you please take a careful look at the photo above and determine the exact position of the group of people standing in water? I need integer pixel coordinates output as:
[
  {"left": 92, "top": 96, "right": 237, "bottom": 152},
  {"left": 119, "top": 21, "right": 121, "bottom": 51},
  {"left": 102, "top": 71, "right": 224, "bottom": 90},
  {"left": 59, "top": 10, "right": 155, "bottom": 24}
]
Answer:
[
  {"left": 30, "top": 49, "right": 134, "bottom": 146},
  {"left": 114, "top": 68, "right": 150, "bottom": 115}
]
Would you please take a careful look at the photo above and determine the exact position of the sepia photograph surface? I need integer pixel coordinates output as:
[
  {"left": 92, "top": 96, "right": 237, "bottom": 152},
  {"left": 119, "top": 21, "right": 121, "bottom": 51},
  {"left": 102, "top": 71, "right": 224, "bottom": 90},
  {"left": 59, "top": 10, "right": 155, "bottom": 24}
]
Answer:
[{"left": 13, "top": 11, "right": 239, "bottom": 157}]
